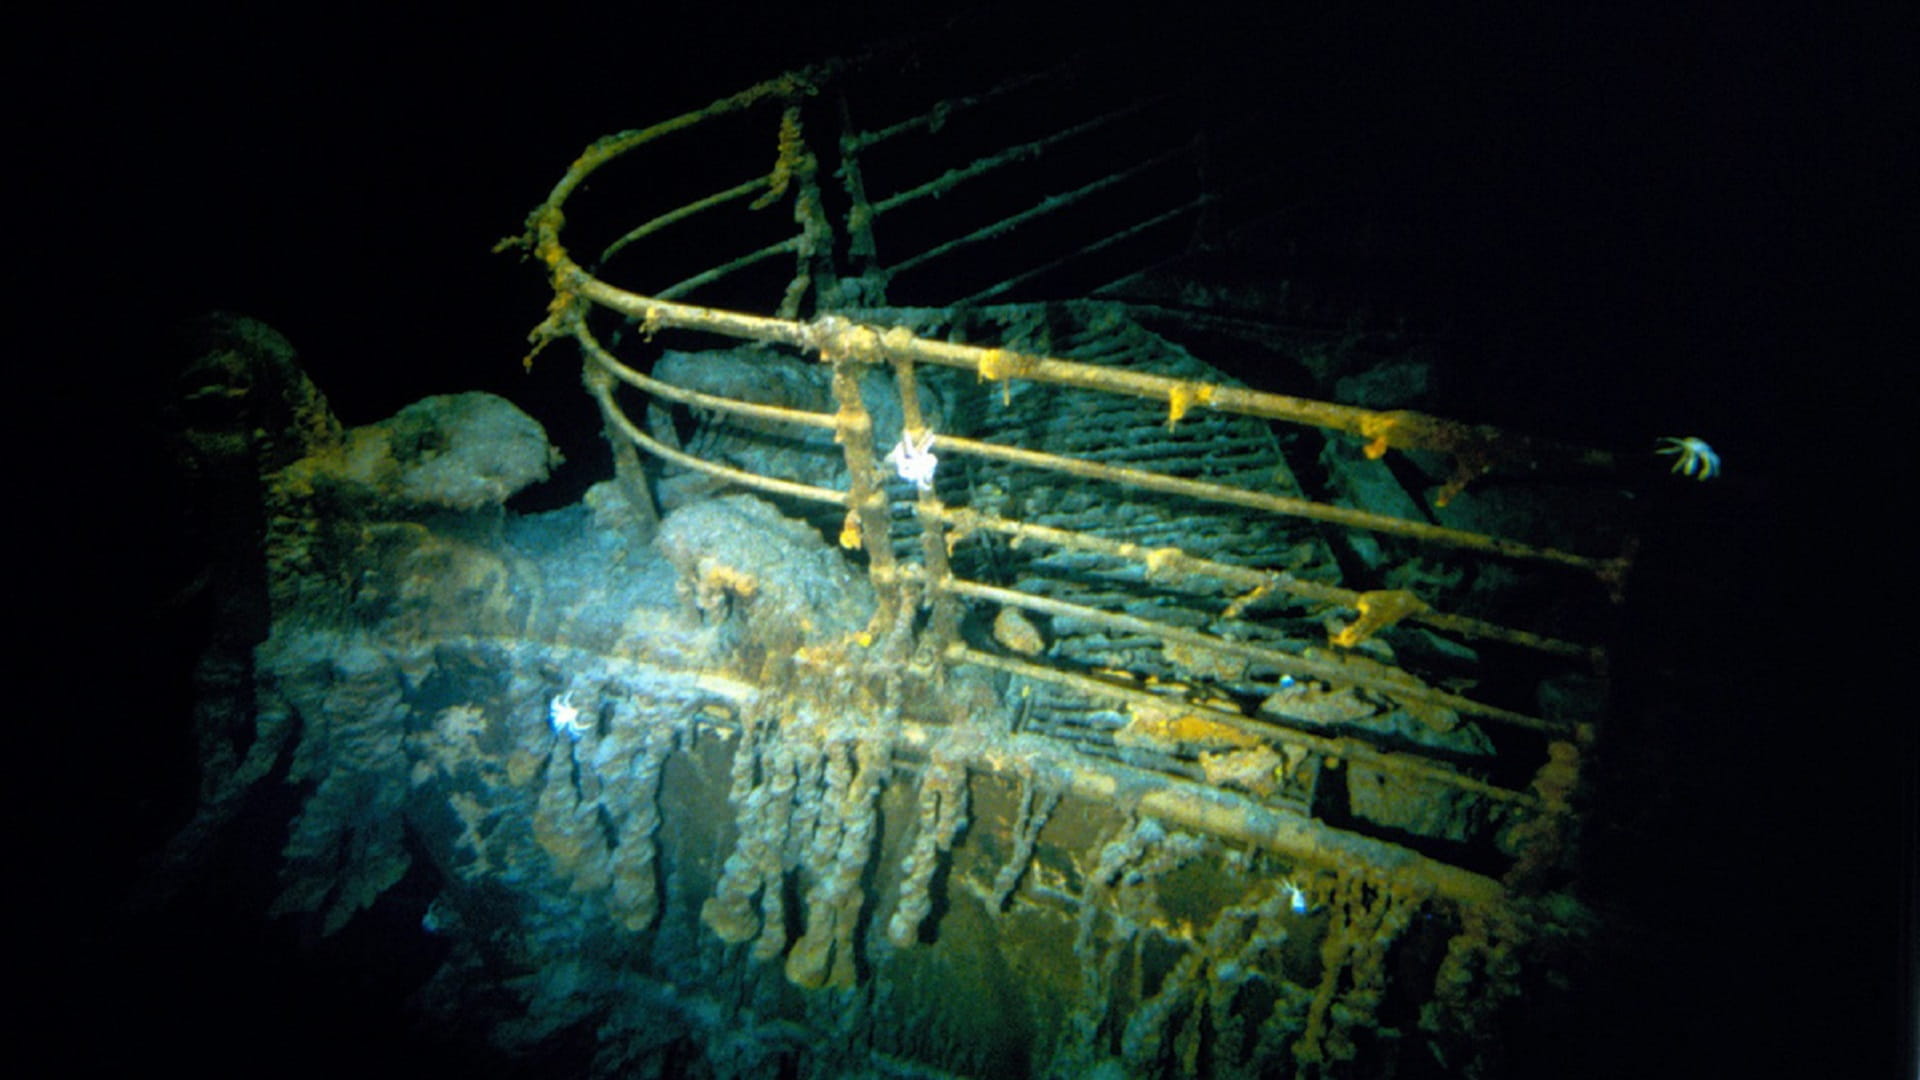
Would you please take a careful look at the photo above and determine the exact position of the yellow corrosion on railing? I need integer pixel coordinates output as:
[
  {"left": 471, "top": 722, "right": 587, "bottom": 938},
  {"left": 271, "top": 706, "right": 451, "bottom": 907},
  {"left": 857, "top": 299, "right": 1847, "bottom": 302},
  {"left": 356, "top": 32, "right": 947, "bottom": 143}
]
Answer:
[
  {"left": 1329, "top": 589, "right": 1431, "bottom": 649},
  {"left": 498, "top": 66, "right": 1641, "bottom": 919},
  {"left": 1164, "top": 380, "right": 1216, "bottom": 429}
]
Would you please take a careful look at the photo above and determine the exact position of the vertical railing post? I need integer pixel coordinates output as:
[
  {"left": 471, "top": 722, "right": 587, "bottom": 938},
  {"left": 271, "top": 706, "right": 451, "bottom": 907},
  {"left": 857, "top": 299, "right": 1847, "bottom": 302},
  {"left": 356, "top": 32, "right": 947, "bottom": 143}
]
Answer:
[
  {"left": 888, "top": 349, "right": 961, "bottom": 671},
  {"left": 827, "top": 355, "right": 910, "bottom": 658},
  {"left": 768, "top": 101, "right": 843, "bottom": 319},
  {"left": 833, "top": 96, "right": 886, "bottom": 307},
  {"left": 584, "top": 362, "right": 660, "bottom": 542}
]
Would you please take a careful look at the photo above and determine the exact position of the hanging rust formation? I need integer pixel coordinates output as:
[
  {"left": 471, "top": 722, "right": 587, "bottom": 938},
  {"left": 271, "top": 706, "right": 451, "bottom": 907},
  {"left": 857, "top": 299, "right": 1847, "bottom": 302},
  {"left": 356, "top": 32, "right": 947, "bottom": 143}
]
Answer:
[{"left": 177, "top": 39, "right": 1643, "bottom": 1080}]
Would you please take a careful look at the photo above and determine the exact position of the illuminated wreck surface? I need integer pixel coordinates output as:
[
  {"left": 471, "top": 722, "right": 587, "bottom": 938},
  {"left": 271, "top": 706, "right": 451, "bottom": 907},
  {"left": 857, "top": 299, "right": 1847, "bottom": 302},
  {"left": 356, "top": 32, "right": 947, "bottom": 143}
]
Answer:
[
  {"left": 156, "top": 307, "right": 1619, "bottom": 1079},
  {"left": 127, "top": 36, "right": 1790, "bottom": 1080}
]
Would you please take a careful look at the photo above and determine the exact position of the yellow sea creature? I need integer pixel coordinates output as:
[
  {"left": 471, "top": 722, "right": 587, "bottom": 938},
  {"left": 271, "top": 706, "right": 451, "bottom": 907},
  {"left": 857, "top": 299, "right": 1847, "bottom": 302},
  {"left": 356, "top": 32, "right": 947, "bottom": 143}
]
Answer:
[{"left": 1655, "top": 435, "right": 1720, "bottom": 480}]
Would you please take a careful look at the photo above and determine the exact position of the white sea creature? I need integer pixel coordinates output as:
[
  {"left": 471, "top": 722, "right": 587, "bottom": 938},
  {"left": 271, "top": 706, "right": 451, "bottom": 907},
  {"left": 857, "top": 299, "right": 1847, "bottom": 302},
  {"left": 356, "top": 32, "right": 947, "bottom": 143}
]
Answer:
[
  {"left": 1280, "top": 877, "right": 1312, "bottom": 915},
  {"left": 1655, "top": 436, "right": 1720, "bottom": 480},
  {"left": 548, "top": 691, "right": 593, "bottom": 740},
  {"left": 884, "top": 427, "right": 939, "bottom": 492}
]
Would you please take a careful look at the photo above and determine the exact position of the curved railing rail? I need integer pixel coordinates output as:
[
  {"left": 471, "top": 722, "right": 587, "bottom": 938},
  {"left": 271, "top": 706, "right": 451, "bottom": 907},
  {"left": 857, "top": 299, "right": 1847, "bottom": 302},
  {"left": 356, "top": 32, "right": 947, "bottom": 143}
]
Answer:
[{"left": 505, "top": 55, "right": 1631, "bottom": 891}]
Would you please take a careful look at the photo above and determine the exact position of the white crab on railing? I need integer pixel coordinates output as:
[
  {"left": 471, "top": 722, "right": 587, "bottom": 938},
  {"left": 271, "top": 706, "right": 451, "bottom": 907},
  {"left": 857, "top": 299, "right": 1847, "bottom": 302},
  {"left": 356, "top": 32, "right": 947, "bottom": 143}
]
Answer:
[
  {"left": 885, "top": 427, "right": 939, "bottom": 492},
  {"left": 548, "top": 691, "right": 594, "bottom": 740}
]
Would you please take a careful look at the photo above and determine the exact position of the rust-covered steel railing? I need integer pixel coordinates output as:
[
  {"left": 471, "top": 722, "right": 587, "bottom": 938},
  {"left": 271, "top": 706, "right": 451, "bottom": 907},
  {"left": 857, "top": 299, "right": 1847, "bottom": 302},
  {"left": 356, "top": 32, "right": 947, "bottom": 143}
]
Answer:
[{"left": 505, "top": 57, "right": 1628, "bottom": 893}]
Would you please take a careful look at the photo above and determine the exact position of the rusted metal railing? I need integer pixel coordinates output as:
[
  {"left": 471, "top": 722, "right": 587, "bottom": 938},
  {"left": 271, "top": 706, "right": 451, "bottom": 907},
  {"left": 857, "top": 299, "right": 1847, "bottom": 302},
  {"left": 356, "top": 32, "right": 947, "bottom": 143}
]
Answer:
[{"left": 506, "top": 55, "right": 1627, "bottom": 889}]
